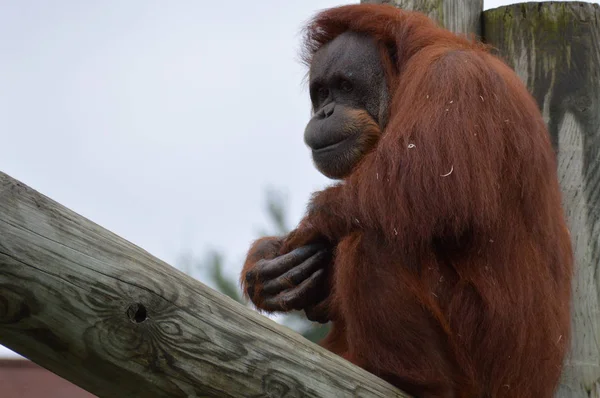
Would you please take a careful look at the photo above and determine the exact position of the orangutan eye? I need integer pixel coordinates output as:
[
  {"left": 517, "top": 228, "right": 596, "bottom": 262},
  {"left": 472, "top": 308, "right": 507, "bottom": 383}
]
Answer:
[{"left": 340, "top": 79, "right": 353, "bottom": 92}]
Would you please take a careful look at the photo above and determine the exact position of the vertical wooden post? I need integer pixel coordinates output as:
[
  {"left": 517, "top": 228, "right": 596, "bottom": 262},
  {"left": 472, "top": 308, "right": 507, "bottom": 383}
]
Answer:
[
  {"left": 484, "top": 4, "right": 600, "bottom": 396},
  {"left": 361, "top": 0, "right": 483, "bottom": 36}
]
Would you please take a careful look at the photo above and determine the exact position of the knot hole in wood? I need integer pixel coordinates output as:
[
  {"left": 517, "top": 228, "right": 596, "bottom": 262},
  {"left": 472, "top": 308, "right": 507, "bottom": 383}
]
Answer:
[{"left": 127, "top": 303, "right": 148, "bottom": 323}]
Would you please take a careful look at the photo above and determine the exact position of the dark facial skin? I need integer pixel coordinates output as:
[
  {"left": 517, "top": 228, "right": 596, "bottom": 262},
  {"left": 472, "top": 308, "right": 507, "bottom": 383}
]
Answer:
[
  {"left": 243, "top": 32, "right": 390, "bottom": 323},
  {"left": 304, "top": 31, "right": 389, "bottom": 179}
]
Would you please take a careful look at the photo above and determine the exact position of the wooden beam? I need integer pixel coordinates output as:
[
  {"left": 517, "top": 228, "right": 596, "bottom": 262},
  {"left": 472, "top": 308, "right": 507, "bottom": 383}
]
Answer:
[{"left": 0, "top": 171, "right": 407, "bottom": 397}]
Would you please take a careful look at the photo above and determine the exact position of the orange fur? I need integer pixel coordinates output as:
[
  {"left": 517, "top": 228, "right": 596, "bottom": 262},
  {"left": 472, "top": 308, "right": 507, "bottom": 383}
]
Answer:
[{"left": 245, "top": 5, "right": 573, "bottom": 397}]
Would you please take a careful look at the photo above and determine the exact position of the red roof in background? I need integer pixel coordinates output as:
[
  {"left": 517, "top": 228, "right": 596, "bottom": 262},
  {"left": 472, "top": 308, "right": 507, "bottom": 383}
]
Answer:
[{"left": 0, "top": 359, "right": 95, "bottom": 398}]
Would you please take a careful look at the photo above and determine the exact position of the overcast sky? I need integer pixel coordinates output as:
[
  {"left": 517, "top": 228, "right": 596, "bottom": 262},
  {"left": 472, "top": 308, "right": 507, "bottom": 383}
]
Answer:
[{"left": 1, "top": 0, "right": 596, "bottom": 359}]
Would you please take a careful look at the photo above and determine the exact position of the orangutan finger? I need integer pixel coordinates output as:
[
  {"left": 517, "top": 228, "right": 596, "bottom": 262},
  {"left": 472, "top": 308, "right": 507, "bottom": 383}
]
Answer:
[
  {"left": 262, "top": 249, "right": 331, "bottom": 295},
  {"left": 262, "top": 269, "right": 327, "bottom": 312},
  {"left": 305, "top": 299, "right": 331, "bottom": 324},
  {"left": 245, "top": 243, "right": 326, "bottom": 283}
]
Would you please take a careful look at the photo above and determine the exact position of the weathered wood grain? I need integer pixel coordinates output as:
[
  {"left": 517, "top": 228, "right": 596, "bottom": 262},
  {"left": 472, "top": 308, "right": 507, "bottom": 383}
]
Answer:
[
  {"left": 0, "top": 172, "right": 407, "bottom": 398},
  {"left": 484, "top": 3, "right": 600, "bottom": 398},
  {"left": 360, "top": 0, "right": 483, "bottom": 36}
]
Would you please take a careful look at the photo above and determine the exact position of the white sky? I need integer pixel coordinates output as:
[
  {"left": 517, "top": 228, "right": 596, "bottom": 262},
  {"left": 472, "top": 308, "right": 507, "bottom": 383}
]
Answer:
[{"left": 0, "top": 0, "right": 596, "bottom": 359}]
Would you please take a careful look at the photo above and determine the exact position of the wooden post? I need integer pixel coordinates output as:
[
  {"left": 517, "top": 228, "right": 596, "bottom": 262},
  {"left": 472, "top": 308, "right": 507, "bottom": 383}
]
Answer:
[
  {"left": 484, "top": 4, "right": 600, "bottom": 396},
  {"left": 361, "top": 0, "right": 483, "bottom": 36},
  {"left": 0, "top": 172, "right": 407, "bottom": 398}
]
